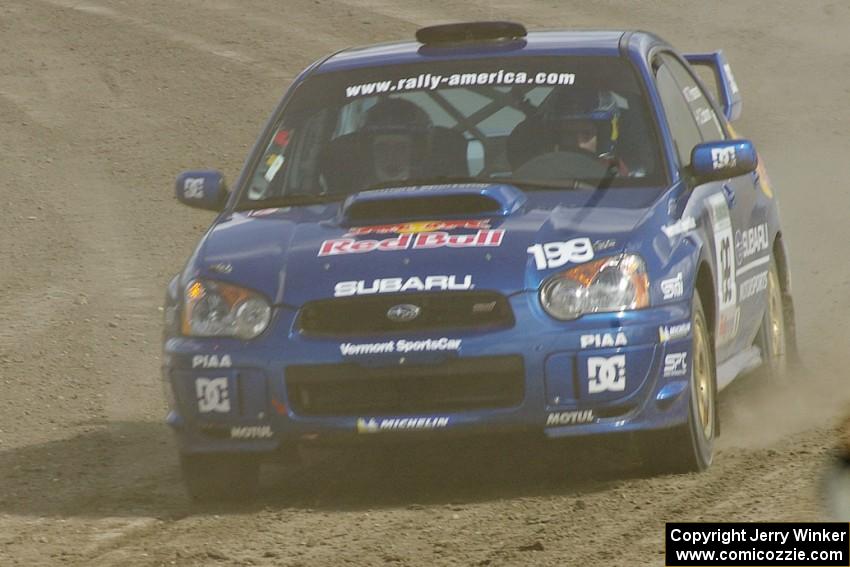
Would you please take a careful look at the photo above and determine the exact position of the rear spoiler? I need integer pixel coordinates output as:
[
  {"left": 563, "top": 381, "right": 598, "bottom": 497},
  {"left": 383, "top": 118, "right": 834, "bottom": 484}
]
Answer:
[{"left": 683, "top": 50, "right": 742, "bottom": 122}]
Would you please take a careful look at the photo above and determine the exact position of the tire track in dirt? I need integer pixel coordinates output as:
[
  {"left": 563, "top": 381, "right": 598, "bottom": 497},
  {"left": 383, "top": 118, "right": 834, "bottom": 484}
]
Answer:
[
  {"left": 37, "top": 0, "right": 274, "bottom": 72},
  {"left": 0, "top": 2, "right": 209, "bottom": 563},
  {"left": 0, "top": 0, "right": 395, "bottom": 560}
]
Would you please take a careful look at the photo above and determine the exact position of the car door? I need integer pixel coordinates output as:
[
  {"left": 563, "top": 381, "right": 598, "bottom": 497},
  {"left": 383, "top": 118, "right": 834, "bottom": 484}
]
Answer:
[{"left": 652, "top": 52, "right": 761, "bottom": 365}]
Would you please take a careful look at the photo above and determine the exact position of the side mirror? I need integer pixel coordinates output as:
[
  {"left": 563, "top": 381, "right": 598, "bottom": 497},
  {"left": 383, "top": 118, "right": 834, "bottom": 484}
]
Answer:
[
  {"left": 175, "top": 170, "right": 229, "bottom": 211},
  {"left": 690, "top": 139, "right": 757, "bottom": 183}
]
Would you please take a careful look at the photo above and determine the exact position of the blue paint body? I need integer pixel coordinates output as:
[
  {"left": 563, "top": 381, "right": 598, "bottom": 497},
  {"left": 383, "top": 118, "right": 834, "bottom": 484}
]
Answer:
[{"left": 162, "top": 29, "right": 790, "bottom": 456}]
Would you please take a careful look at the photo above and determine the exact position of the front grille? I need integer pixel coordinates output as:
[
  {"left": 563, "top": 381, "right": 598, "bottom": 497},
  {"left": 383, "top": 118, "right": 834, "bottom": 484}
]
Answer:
[
  {"left": 297, "top": 291, "right": 514, "bottom": 336},
  {"left": 286, "top": 356, "right": 524, "bottom": 416}
]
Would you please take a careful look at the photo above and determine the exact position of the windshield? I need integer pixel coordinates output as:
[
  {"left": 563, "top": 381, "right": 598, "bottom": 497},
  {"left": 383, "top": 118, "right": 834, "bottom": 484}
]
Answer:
[{"left": 240, "top": 55, "right": 664, "bottom": 206}]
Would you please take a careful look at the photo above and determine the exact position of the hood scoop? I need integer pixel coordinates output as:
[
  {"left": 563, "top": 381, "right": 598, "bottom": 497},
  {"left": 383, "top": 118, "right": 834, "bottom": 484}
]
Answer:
[{"left": 341, "top": 183, "right": 526, "bottom": 224}]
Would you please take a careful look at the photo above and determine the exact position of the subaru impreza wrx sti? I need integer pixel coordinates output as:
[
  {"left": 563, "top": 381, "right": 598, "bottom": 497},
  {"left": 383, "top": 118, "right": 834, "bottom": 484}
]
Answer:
[{"left": 164, "top": 22, "right": 797, "bottom": 500}]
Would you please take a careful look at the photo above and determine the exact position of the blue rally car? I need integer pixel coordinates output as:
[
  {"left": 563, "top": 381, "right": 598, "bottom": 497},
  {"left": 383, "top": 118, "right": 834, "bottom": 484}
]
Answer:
[{"left": 164, "top": 22, "right": 797, "bottom": 500}]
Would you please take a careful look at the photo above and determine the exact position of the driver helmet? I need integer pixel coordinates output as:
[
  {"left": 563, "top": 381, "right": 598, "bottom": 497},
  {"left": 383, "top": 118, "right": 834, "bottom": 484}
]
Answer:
[
  {"left": 542, "top": 87, "right": 620, "bottom": 158},
  {"left": 362, "top": 97, "right": 432, "bottom": 183}
]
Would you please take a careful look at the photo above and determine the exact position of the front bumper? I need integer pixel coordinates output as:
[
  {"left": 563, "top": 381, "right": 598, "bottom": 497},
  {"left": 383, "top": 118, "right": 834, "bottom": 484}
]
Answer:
[{"left": 163, "top": 293, "right": 694, "bottom": 454}]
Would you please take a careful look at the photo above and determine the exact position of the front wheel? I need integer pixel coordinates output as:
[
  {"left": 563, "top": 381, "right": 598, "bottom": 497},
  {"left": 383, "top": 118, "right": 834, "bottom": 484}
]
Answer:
[
  {"left": 180, "top": 453, "right": 260, "bottom": 503},
  {"left": 640, "top": 292, "right": 716, "bottom": 474}
]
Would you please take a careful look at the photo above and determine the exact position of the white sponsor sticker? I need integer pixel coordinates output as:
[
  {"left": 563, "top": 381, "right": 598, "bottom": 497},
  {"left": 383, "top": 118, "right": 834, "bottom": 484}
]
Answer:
[
  {"left": 195, "top": 377, "right": 230, "bottom": 414},
  {"left": 659, "top": 322, "right": 691, "bottom": 343},
  {"left": 264, "top": 154, "right": 284, "bottom": 182},
  {"left": 344, "top": 70, "right": 575, "bottom": 99},
  {"left": 340, "top": 338, "right": 462, "bottom": 356},
  {"left": 736, "top": 223, "right": 769, "bottom": 261},
  {"left": 710, "top": 146, "right": 737, "bottom": 170},
  {"left": 718, "top": 307, "right": 741, "bottom": 341},
  {"left": 707, "top": 193, "right": 738, "bottom": 343},
  {"left": 546, "top": 410, "right": 595, "bottom": 426},
  {"left": 230, "top": 425, "right": 273, "bottom": 439},
  {"left": 356, "top": 416, "right": 450, "bottom": 433},
  {"left": 661, "top": 216, "right": 696, "bottom": 239},
  {"left": 587, "top": 355, "right": 626, "bottom": 394},
  {"left": 192, "top": 354, "right": 232, "bottom": 369},
  {"left": 183, "top": 177, "right": 205, "bottom": 199},
  {"left": 695, "top": 108, "right": 714, "bottom": 126},
  {"left": 661, "top": 272, "right": 684, "bottom": 300},
  {"left": 247, "top": 207, "right": 281, "bottom": 217},
  {"left": 334, "top": 275, "right": 473, "bottom": 297},
  {"left": 579, "top": 332, "right": 627, "bottom": 349},
  {"left": 593, "top": 238, "right": 617, "bottom": 251},
  {"left": 739, "top": 270, "right": 768, "bottom": 302},
  {"left": 723, "top": 63, "right": 739, "bottom": 95},
  {"left": 369, "top": 184, "right": 487, "bottom": 195},
  {"left": 663, "top": 352, "right": 688, "bottom": 377},
  {"left": 683, "top": 85, "right": 702, "bottom": 103},
  {"left": 340, "top": 341, "right": 394, "bottom": 356},
  {"left": 527, "top": 238, "right": 594, "bottom": 270}
]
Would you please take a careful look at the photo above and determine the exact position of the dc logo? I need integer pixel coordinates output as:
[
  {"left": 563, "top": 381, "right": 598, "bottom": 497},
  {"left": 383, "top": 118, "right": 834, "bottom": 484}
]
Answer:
[
  {"left": 587, "top": 355, "right": 626, "bottom": 394},
  {"left": 195, "top": 377, "right": 230, "bottom": 413},
  {"left": 710, "top": 146, "right": 737, "bottom": 170},
  {"left": 183, "top": 177, "right": 205, "bottom": 199}
]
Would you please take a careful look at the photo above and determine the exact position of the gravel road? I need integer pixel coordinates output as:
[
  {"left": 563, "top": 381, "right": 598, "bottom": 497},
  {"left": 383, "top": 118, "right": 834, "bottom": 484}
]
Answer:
[{"left": 1, "top": 1, "right": 848, "bottom": 565}]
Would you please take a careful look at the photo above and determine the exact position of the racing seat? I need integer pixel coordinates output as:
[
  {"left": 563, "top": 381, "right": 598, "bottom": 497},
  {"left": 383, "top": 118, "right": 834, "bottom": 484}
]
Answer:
[
  {"left": 319, "top": 133, "right": 370, "bottom": 195},
  {"left": 506, "top": 114, "right": 547, "bottom": 171},
  {"left": 427, "top": 126, "right": 470, "bottom": 178},
  {"left": 320, "top": 127, "right": 470, "bottom": 194}
]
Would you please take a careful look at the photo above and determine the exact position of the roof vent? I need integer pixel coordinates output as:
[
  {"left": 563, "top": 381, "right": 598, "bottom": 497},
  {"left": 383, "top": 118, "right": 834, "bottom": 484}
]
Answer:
[{"left": 415, "top": 21, "right": 527, "bottom": 45}]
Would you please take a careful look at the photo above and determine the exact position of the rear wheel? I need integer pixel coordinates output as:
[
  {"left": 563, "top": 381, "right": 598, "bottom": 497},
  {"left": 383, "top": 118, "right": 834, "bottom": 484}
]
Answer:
[
  {"left": 641, "top": 292, "right": 716, "bottom": 474},
  {"left": 756, "top": 256, "right": 788, "bottom": 379},
  {"left": 180, "top": 453, "right": 260, "bottom": 503}
]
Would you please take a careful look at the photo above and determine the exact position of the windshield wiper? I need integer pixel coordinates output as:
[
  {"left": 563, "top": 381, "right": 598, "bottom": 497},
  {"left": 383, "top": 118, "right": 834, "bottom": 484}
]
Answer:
[
  {"left": 500, "top": 177, "right": 596, "bottom": 191},
  {"left": 234, "top": 193, "right": 346, "bottom": 211}
]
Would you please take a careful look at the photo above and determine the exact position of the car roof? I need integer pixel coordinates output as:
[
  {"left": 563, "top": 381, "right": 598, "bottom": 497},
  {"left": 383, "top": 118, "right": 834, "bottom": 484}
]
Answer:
[{"left": 314, "top": 30, "right": 668, "bottom": 74}]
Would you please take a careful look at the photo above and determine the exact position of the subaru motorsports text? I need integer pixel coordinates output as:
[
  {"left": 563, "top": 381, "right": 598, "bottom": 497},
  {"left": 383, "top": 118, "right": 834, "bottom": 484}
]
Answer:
[{"left": 163, "top": 22, "right": 797, "bottom": 500}]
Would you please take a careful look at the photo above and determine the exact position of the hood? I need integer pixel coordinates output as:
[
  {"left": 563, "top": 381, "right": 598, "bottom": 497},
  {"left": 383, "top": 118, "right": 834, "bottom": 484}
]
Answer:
[{"left": 194, "top": 184, "right": 662, "bottom": 306}]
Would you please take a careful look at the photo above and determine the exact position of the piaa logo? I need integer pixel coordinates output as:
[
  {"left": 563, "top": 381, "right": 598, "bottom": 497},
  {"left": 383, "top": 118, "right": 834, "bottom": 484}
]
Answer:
[{"left": 192, "top": 354, "right": 232, "bottom": 369}]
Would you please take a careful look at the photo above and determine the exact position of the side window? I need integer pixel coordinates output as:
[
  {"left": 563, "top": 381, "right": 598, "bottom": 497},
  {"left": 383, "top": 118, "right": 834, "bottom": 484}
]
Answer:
[
  {"left": 659, "top": 53, "right": 725, "bottom": 141},
  {"left": 654, "top": 61, "right": 703, "bottom": 168}
]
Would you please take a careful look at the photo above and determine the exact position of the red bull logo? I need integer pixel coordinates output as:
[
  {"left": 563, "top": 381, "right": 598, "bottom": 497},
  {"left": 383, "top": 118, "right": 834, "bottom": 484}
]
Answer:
[{"left": 318, "top": 229, "right": 504, "bottom": 256}]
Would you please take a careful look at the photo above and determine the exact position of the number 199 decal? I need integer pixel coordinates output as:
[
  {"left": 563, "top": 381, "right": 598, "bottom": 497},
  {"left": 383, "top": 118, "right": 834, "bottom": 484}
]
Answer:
[{"left": 527, "top": 238, "right": 594, "bottom": 270}]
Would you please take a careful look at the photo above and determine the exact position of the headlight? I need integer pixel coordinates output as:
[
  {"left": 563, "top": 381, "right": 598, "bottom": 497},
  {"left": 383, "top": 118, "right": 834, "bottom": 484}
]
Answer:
[
  {"left": 181, "top": 280, "right": 272, "bottom": 339},
  {"left": 540, "top": 254, "right": 649, "bottom": 320}
]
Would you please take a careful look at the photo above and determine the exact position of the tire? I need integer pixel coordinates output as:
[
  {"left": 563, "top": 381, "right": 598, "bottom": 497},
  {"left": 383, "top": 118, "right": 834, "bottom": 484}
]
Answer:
[
  {"left": 822, "top": 452, "right": 850, "bottom": 521},
  {"left": 641, "top": 292, "right": 716, "bottom": 474},
  {"left": 755, "top": 256, "right": 789, "bottom": 380},
  {"left": 180, "top": 453, "right": 260, "bottom": 503}
]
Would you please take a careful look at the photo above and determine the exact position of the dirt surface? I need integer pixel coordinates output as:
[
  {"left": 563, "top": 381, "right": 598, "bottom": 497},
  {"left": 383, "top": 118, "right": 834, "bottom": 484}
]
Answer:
[{"left": 1, "top": 1, "right": 848, "bottom": 565}]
